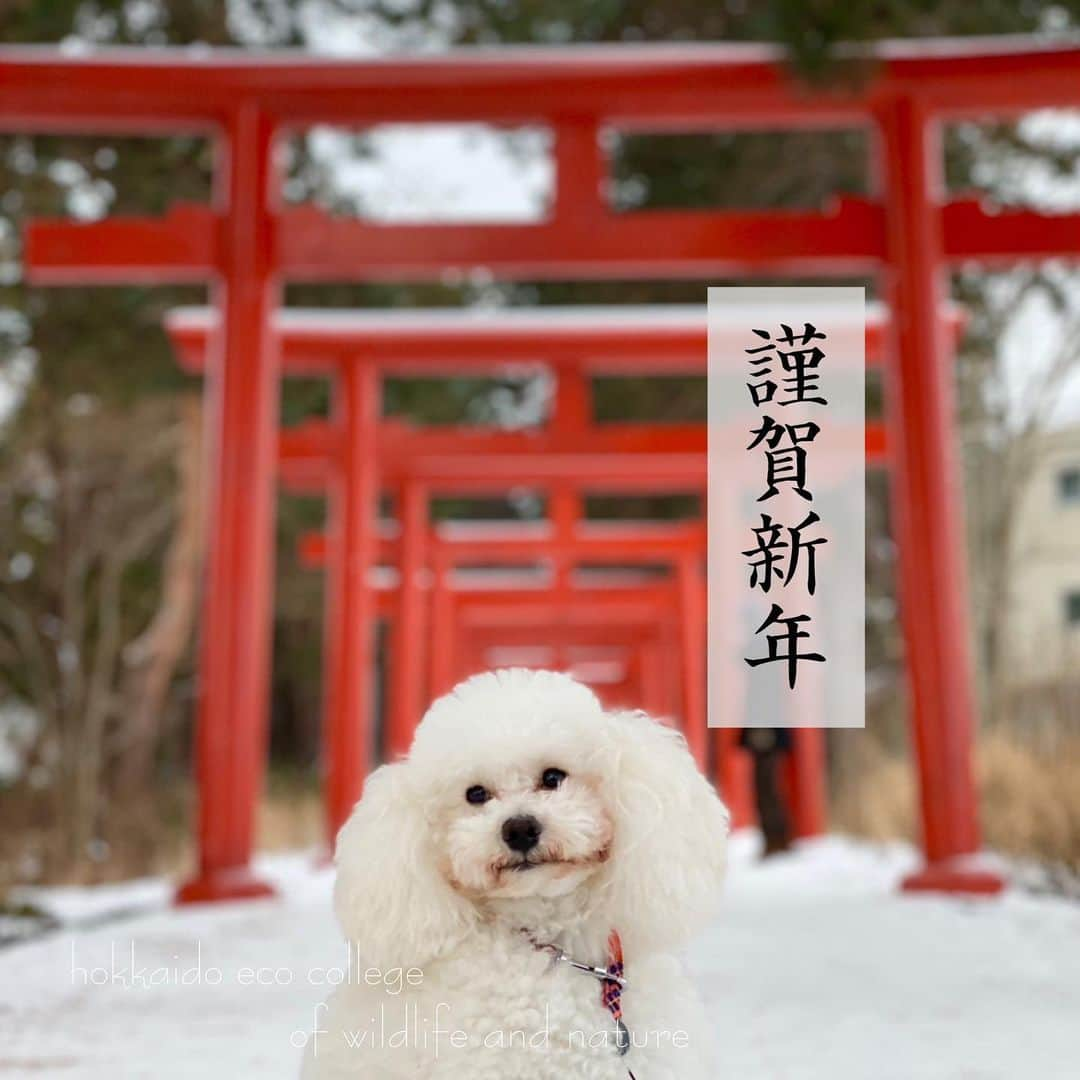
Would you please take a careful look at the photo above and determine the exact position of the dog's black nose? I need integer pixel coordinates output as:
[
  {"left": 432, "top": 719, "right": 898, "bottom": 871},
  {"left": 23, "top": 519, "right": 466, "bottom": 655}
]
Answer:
[{"left": 502, "top": 814, "right": 542, "bottom": 854}]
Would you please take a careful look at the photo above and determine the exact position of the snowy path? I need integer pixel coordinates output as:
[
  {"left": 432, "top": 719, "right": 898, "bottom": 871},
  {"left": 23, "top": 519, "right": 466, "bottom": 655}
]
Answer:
[{"left": 2, "top": 836, "right": 1078, "bottom": 1079}]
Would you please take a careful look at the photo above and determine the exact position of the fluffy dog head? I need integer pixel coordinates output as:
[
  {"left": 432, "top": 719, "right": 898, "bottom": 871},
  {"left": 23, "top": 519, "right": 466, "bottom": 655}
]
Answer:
[{"left": 334, "top": 669, "right": 729, "bottom": 970}]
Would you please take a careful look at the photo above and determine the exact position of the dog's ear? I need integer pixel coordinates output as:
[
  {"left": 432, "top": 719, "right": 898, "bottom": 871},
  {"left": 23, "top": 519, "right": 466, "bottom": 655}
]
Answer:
[
  {"left": 603, "top": 710, "right": 730, "bottom": 956},
  {"left": 333, "top": 761, "right": 477, "bottom": 971}
]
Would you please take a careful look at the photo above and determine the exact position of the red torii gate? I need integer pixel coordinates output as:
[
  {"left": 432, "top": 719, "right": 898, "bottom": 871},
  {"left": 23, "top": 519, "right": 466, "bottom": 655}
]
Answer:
[
  {"left": 167, "top": 306, "right": 890, "bottom": 845},
  {"left": 289, "top": 451, "right": 839, "bottom": 846},
  {"left": 294, "top": 519, "right": 827, "bottom": 841},
  {"left": 286, "top": 450, "right": 716, "bottom": 816},
  {"left": 13, "top": 39, "right": 1075, "bottom": 898},
  {"left": 305, "top": 530, "right": 692, "bottom": 717}
]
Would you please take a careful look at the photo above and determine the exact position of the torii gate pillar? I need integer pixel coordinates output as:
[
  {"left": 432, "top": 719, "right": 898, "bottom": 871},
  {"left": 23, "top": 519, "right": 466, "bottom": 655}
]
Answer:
[
  {"left": 176, "top": 105, "right": 280, "bottom": 902},
  {"left": 879, "top": 98, "right": 1002, "bottom": 894},
  {"left": 324, "top": 364, "right": 380, "bottom": 845}
]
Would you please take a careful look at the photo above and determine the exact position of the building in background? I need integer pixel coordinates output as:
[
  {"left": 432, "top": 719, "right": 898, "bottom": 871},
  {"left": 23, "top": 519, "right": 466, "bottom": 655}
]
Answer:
[{"left": 1007, "top": 422, "right": 1080, "bottom": 698}]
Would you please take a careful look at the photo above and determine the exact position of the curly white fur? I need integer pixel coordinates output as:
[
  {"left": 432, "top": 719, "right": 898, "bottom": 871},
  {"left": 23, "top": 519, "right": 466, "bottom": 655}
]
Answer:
[{"left": 303, "top": 669, "right": 729, "bottom": 1079}]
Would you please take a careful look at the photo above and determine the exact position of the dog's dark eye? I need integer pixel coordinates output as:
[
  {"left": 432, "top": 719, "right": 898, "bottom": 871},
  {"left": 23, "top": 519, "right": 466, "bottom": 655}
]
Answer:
[
  {"left": 540, "top": 768, "right": 567, "bottom": 790},
  {"left": 465, "top": 785, "right": 491, "bottom": 805}
]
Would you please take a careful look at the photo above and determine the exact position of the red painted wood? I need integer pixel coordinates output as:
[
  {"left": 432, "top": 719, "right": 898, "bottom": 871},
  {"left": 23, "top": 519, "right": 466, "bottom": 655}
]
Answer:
[
  {"left": 901, "top": 862, "right": 1005, "bottom": 895},
  {"left": 276, "top": 421, "right": 888, "bottom": 486},
  {"left": 175, "top": 104, "right": 278, "bottom": 904},
  {"left": 28, "top": 193, "right": 1080, "bottom": 285},
  {"left": 279, "top": 198, "right": 884, "bottom": 281},
  {"left": 878, "top": 98, "right": 998, "bottom": 890},
  {"left": 299, "top": 520, "right": 706, "bottom": 568},
  {"left": 429, "top": 548, "right": 457, "bottom": 701},
  {"left": 4, "top": 39, "right": 1080, "bottom": 129},
  {"left": 24, "top": 203, "right": 217, "bottom": 284},
  {"left": 387, "top": 480, "right": 428, "bottom": 761},
  {"left": 165, "top": 304, "right": 919, "bottom": 374},
  {"left": 324, "top": 364, "right": 380, "bottom": 845},
  {"left": 786, "top": 728, "right": 828, "bottom": 840},
  {"left": 678, "top": 553, "right": 708, "bottom": 768}
]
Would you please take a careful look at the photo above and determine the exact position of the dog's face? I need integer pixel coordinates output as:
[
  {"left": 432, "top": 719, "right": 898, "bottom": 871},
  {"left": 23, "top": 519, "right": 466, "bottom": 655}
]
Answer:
[
  {"left": 439, "top": 753, "right": 614, "bottom": 901},
  {"left": 410, "top": 668, "right": 618, "bottom": 903},
  {"left": 334, "top": 669, "right": 730, "bottom": 970}
]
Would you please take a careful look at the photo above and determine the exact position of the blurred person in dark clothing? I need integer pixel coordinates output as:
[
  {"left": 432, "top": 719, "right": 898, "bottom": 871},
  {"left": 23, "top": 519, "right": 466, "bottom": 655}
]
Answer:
[{"left": 739, "top": 727, "right": 793, "bottom": 856}]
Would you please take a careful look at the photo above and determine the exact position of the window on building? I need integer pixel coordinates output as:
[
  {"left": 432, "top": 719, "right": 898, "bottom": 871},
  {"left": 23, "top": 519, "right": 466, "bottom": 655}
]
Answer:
[
  {"left": 1059, "top": 467, "right": 1080, "bottom": 504},
  {"left": 1066, "top": 590, "right": 1080, "bottom": 628}
]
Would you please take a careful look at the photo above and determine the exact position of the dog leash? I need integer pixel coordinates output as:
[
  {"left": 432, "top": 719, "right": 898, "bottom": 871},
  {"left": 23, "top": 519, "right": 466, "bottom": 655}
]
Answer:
[
  {"left": 523, "top": 928, "right": 637, "bottom": 1078},
  {"left": 602, "top": 931, "right": 638, "bottom": 1079}
]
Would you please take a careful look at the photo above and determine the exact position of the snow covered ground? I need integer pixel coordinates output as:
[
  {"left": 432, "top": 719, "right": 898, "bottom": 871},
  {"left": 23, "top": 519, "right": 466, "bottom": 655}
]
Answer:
[{"left": 2, "top": 835, "right": 1078, "bottom": 1079}]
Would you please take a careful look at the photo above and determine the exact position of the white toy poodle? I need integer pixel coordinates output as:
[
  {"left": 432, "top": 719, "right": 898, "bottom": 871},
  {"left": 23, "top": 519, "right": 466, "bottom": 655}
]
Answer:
[{"left": 303, "top": 668, "right": 729, "bottom": 1079}]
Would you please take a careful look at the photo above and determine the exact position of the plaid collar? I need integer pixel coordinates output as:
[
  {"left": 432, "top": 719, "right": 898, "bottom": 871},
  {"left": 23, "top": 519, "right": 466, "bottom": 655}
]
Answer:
[{"left": 523, "top": 928, "right": 633, "bottom": 1063}]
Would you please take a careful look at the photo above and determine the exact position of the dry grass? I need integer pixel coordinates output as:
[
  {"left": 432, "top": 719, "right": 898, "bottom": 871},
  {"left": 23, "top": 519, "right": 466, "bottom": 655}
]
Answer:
[
  {"left": 6, "top": 732, "right": 1079, "bottom": 892},
  {"left": 257, "top": 777, "right": 324, "bottom": 852},
  {"left": 829, "top": 732, "right": 916, "bottom": 842},
  {"left": 831, "top": 728, "right": 1080, "bottom": 874},
  {"left": 0, "top": 771, "right": 324, "bottom": 893},
  {"left": 978, "top": 731, "right": 1080, "bottom": 872}
]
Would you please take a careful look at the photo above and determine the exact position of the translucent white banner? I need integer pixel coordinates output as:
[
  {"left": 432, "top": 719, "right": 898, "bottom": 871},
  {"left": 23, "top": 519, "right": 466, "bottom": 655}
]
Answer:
[{"left": 708, "top": 287, "right": 866, "bottom": 728}]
